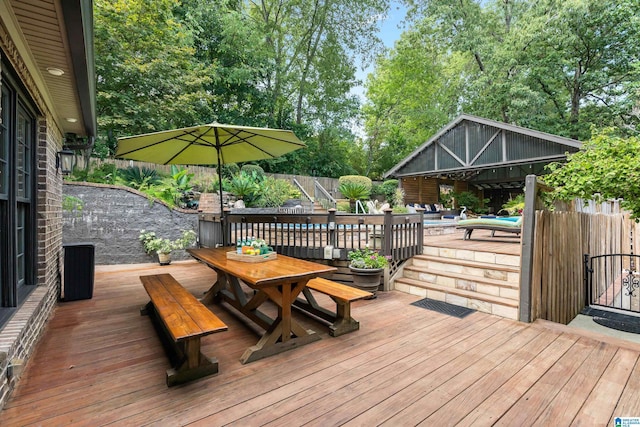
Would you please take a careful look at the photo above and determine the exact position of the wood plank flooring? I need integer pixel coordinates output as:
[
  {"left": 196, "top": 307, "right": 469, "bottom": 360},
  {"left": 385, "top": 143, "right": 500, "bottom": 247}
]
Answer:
[
  {"left": 2, "top": 260, "right": 640, "bottom": 426},
  {"left": 426, "top": 228, "right": 522, "bottom": 256}
]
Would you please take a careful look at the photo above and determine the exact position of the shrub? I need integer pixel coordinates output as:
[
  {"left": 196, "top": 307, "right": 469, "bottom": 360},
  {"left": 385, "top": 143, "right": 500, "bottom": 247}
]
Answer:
[
  {"left": 117, "top": 166, "right": 162, "bottom": 190},
  {"left": 220, "top": 163, "right": 239, "bottom": 180},
  {"left": 254, "top": 177, "right": 301, "bottom": 208},
  {"left": 338, "top": 175, "right": 372, "bottom": 193},
  {"left": 392, "top": 187, "right": 405, "bottom": 207},
  {"left": 452, "top": 191, "right": 488, "bottom": 213},
  {"left": 241, "top": 164, "right": 265, "bottom": 179},
  {"left": 373, "top": 179, "right": 399, "bottom": 202},
  {"left": 191, "top": 174, "right": 219, "bottom": 193},
  {"left": 228, "top": 171, "right": 259, "bottom": 205},
  {"left": 500, "top": 194, "right": 525, "bottom": 215},
  {"left": 139, "top": 229, "right": 196, "bottom": 254},
  {"left": 336, "top": 201, "right": 350, "bottom": 212},
  {"left": 338, "top": 181, "right": 370, "bottom": 201}
]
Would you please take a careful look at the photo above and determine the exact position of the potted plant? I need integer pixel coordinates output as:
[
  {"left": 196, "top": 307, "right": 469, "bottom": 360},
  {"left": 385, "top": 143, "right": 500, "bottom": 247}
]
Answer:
[
  {"left": 347, "top": 246, "right": 390, "bottom": 296},
  {"left": 139, "top": 229, "right": 196, "bottom": 265}
]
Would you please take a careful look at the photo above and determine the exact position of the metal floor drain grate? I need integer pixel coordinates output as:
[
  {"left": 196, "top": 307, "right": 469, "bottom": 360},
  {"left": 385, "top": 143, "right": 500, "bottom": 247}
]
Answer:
[{"left": 411, "top": 298, "right": 476, "bottom": 318}]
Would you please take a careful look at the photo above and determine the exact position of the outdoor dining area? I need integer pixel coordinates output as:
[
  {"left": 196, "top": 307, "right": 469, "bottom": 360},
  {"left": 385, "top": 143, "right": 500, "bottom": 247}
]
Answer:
[{"left": 2, "top": 254, "right": 640, "bottom": 425}]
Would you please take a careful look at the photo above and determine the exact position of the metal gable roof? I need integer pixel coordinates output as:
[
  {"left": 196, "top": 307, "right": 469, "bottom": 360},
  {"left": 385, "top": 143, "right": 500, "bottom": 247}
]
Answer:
[{"left": 384, "top": 114, "right": 582, "bottom": 179}]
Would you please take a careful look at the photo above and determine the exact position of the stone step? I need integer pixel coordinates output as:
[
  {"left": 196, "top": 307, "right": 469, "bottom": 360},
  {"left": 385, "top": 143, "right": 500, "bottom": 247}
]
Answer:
[
  {"left": 403, "top": 265, "right": 519, "bottom": 292},
  {"left": 395, "top": 277, "right": 519, "bottom": 320},
  {"left": 422, "top": 246, "right": 521, "bottom": 270},
  {"left": 411, "top": 255, "right": 520, "bottom": 284}
]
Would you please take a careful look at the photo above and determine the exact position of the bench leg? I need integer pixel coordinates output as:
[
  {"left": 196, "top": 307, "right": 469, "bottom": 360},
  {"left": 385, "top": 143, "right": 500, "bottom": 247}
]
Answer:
[
  {"left": 329, "top": 300, "right": 360, "bottom": 337},
  {"left": 464, "top": 229, "right": 473, "bottom": 240},
  {"left": 293, "top": 289, "right": 360, "bottom": 337},
  {"left": 142, "top": 302, "right": 220, "bottom": 386},
  {"left": 167, "top": 337, "right": 219, "bottom": 387}
]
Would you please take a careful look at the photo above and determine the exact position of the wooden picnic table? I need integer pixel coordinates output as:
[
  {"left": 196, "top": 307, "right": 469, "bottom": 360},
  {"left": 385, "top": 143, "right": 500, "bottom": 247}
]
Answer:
[{"left": 187, "top": 247, "right": 337, "bottom": 363}]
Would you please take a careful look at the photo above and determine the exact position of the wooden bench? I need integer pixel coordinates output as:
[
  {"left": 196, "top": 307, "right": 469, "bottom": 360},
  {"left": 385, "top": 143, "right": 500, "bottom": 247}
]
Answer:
[
  {"left": 293, "top": 277, "right": 372, "bottom": 337},
  {"left": 140, "top": 274, "right": 227, "bottom": 386}
]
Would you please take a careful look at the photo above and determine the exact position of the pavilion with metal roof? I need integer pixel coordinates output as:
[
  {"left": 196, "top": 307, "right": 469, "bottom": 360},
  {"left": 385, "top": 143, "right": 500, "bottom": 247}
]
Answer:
[{"left": 384, "top": 114, "right": 582, "bottom": 213}]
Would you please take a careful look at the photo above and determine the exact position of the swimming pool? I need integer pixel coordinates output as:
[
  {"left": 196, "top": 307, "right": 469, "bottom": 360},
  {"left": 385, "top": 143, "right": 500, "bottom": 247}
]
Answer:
[{"left": 424, "top": 220, "right": 457, "bottom": 226}]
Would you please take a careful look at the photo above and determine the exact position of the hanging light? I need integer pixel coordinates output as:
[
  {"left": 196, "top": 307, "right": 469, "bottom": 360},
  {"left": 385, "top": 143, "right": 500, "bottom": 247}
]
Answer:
[{"left": 56, "top": 149, "right": 75, "bottom": 174}]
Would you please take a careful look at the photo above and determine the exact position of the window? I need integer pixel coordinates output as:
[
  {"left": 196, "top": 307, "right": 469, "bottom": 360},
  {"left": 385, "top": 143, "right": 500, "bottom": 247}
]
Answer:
[{"left": 0, "top": 61, "right": 37, "bottom": 326}]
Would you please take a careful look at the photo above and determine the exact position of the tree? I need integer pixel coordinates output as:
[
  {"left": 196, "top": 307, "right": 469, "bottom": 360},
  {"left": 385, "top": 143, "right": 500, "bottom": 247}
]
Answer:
[
  {"left": 94, "top": 0, "right": 215, "bottom": 156},
  {"left": 248, "top": 0, "right": 387, "bottom": 129},
  {"left": 362, "top": 20, "right": 465, "bottom": 178},
  {"left": 543, "top": 129, "right": 640, "bottom": 218},
  {"left": 176, "top": 0, "right": 273, "bottom": 127},
  {"left": 399, "top": 0, "right": 640, "bottom": 140}
]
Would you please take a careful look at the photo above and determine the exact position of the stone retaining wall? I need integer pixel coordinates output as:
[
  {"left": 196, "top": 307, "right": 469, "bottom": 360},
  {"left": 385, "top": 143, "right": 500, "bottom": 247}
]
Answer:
[{"left": 63, "top": 183, "right": 199, "bottom": 265}]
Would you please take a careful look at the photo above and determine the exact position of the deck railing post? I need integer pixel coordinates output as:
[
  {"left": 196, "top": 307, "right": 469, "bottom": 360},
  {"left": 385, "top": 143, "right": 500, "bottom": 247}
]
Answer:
[
  {"left": 327, "top": 208, "right": 337, "bottom": 252},
  {"left": 418, "top": 209, "right": 424, "bottom": 255},
  {"left": 519, "top": 174, "right": 537, "bottom": 322},
  {"left": 223, "top": 208, "right": 231, "bottom": 247},
  {"left": 383, "top": 208, "right": 393, "bottom": 257}
]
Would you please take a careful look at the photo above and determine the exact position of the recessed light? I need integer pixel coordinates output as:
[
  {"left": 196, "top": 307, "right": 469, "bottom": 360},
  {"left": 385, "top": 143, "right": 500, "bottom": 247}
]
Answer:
[
  {"left": 46, "top": 67, "right": 65, "bottom": 76},
  {"left": 66, "top": 118, "right": 78, "bottom": 123}
]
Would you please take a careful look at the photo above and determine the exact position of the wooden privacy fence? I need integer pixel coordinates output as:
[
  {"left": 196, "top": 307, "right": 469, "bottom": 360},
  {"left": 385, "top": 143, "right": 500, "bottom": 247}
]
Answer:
[
  {"left": 530, "top": 211, "right": 635, "bottom": 324},
  {"left": 80, "top": 158, "right": 343, "bottom": 199}
]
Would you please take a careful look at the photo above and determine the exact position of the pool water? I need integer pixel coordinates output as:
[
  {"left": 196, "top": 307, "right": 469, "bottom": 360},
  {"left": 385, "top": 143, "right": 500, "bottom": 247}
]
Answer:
[{"left": 423, "top": 220, "right": 457, "bottom": 226}]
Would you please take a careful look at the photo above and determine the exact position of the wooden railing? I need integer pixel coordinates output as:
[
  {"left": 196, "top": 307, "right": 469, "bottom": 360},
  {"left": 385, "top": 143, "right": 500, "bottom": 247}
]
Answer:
[{"left": 198, "top": 209, "right": 424, "bottom": 266}]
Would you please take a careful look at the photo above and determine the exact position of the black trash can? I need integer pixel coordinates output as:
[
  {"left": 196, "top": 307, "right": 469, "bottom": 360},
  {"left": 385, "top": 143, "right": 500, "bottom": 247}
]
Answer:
[{"left": 62, "top": 242, "right": 95, "bottom": 301}]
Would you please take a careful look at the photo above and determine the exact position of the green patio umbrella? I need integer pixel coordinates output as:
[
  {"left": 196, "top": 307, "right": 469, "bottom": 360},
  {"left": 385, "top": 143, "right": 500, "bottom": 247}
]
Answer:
[{"left": 115, "top": 123, "right": 305, "bottom": 242}]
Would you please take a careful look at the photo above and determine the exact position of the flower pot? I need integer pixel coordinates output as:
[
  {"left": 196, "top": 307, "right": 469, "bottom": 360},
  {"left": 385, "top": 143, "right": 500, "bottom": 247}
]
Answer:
[
  {"left": 349, "top": 267, "right": 383, "bottom": 296},
  {"left": 157, "top": 252, "right": 172, "bottom": 265}
]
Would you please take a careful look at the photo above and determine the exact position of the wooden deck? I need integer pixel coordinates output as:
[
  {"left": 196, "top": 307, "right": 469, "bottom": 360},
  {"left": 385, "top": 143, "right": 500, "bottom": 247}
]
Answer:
[
  {"left": 2, "top": 260, "right": 640, "bottom": 425},
  {"left": 425, "top": 228, "right": 522, "bottom": 256}
]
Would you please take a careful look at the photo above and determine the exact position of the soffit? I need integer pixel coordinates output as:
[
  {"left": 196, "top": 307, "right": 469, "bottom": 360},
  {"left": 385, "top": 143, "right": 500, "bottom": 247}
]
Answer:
[{"left": 5, "top": 0, "right": 90, "bottom": 137}]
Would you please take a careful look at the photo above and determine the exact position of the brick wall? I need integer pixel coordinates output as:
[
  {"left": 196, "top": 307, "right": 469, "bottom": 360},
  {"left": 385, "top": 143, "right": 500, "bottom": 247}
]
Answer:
[{"left": 0, "top": 116, "right": 64, "bottom": 410}]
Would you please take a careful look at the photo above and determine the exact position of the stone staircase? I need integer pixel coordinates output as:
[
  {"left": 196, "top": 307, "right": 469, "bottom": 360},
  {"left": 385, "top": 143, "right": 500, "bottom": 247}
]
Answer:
[{"left": 393, "top": 243, "right": 521, "bottom": 320}]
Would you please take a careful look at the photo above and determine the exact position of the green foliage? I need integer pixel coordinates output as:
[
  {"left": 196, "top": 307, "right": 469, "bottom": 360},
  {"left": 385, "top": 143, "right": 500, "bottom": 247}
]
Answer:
[
  {"left": 117, "top": 166, "right": 162, "bottom": 190},
  {"left": 543, "top": 129, "right": 640, "bottom": 218},
  {"left": 93, "top": 0, "right": 215, "bottom": 157},
  {"left": 452, "top": 191, "right": 489, "bottom": 213},
  {"left": 169, "top": 165, "right": 195, "bottom": 207},
  {"left": 392, "top": 187, "right": 405, "bottom": 208},
  {"left": 338, "top": 175, "right": 372, "bottom": 190},
  {"left": 500, "top": 194, "right": 525, "bottom": 216},
  {"left": 228, "top": 171, "right": 260, "bottom": 204},
  {"left": 336, "top": 201, "right": 350, "bottom": 212},
  {"left": 254, "top": 177, "right": 301, "bottom": 208},
  {"left": 372, "top": 179, "right": 399, "bottom": 203},
  {"left": 220, "top": 164, "right": 240, "bottom": 181},
  {"left": 67, "top": 162, "right": 118, "bottom": 184},
  {"left": 62, "top": 195, "right": 84, "bottom": 215},
  {"left": 139, "top": 229, "right": 196, "bottom": 254},
  {"left": 348, "top": 247, "right": 389, "bottom": 269},
  {"left": 191, "top": 174, "right": 219, "bottom": 193},
  {"left": 368, "top": 0, "right": 640, "bottom": 158},
  {"left": 241, "top": 164, "right": 265, "bottom": 179},
  {"left": 338, "top": 181, "right": 371, "bottom": 202}
]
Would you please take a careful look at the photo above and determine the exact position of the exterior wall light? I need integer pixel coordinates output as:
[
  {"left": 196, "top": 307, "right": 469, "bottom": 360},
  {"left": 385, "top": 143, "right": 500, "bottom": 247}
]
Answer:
[{"left": 56, "top": 149, "right": 75, "bottom": 174}]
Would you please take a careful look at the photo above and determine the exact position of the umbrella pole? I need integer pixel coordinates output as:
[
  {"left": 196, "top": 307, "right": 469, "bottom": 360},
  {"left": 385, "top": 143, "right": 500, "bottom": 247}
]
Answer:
[{"left": 217, "top": 158, "right": 227, "bottom": 246}]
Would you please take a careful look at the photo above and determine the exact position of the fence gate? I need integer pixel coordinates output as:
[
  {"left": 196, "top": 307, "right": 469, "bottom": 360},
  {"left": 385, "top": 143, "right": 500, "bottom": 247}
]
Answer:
[{"left": 585, "top": 253, "right": 640, "bottom": 315}]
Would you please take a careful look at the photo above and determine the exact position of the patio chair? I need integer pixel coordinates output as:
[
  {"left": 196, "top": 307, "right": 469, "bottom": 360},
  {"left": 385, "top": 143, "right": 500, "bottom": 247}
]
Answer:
[{"left": 456, "top": 216, "right": 523, "bottom": 240}]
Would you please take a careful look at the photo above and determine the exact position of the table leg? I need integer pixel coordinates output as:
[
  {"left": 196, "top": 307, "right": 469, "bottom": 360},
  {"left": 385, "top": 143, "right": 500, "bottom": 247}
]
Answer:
[
  {"left": 238, "top": 280, "right": 320, "bottom": 364},
  {"left": 201, "top": 267, "right": 226, "bottom": 305}
]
